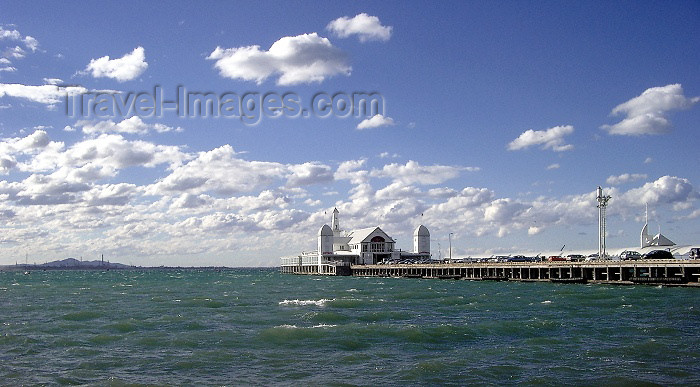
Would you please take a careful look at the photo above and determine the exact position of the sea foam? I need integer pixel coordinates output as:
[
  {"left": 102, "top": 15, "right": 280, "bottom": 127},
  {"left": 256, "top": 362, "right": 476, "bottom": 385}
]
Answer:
[{"left": 278, "top": 299, "right": 332, "bottom": 307}]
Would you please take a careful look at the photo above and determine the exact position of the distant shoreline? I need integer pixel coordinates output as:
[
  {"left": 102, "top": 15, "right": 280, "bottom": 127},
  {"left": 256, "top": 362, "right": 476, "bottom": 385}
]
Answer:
[{"left": 0, "top": 265, "right": 272, "bottom": 272}]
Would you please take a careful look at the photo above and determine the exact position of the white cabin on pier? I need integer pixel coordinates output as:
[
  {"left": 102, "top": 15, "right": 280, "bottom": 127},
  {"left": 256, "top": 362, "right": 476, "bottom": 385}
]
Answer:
[{"left": 281, "top": 209, "right": 431, "bottom": 274}]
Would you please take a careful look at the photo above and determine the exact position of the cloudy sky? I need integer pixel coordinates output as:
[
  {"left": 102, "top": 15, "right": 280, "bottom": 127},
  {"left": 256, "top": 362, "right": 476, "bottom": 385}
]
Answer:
[{"left": 1, "top": 1, "right": 698, "bottom": 266}]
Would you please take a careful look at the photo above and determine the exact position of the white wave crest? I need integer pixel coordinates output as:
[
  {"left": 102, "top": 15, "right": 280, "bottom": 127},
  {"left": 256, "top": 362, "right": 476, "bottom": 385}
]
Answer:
[{"left": 278, "top": 299, "right": 333, "bottom": 307}]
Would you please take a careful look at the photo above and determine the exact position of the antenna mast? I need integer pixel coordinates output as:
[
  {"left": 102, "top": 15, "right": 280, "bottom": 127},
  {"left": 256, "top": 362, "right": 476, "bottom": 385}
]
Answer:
[{"left": 596, "top": 186, "right": 612, "bottom": 259}]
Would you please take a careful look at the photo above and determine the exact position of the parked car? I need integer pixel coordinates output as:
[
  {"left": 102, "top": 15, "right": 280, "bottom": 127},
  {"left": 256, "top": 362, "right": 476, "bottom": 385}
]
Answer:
[
  {"left": 585, "top": 253, "right": 599, "bottom": 261},
  {"left": 507, "top": 255, "right": 531, "bottom": 262},
  {"left": 548, "top": 256, "right": 566, "bottom": 262},
  {"left": 690, "top": 248, "right": 700, "bottom": 260},
  {"left": 642, "top": 250, "right": 673, "bottom": 260},
  {"left": 566, "top": 254, "right": 585, "bottom": 262},
  {"left": 620, "top": 250, "right": 642, "bottom": 260}
]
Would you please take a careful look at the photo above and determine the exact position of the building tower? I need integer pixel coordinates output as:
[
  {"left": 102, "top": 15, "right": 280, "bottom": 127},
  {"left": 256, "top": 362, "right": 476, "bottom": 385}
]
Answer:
[
  {"left": 331, "top": 208, "right": 340, "bottom": 236},
  {"left": 413, "top": 225, "right": 430, "bottom": 254},
  {"left": 596, "top": 186, "right": 611, "bottom": 259},
  {"left": 318, "top": 224, "right": 333, "bottom": 272}
]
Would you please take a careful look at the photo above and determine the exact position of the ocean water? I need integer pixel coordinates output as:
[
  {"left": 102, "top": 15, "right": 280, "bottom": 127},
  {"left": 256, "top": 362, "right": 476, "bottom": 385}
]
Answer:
[{"left": 1, "top": 268, "right": 699, "bottom": 386}]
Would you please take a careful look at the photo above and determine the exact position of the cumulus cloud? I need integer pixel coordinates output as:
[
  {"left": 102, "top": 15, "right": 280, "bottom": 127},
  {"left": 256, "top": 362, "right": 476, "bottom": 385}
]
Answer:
[
  {"left": 0, "top": 27, "right": 21, "bottom": 41},
  {"left": 528, "top": 226, "right": 542, "bottom": 235},
  {"left": 378, "top": 152, "right": 400, "bottom": 159},
  {"left": 42, "top": 78, "right": 63, "bottom": 85},
  {"left": 3, "top": 46, "right": 25, "bottom": 59},
  {"left": 507, "top": 125, "right": 574, "bottom": 152},
  {"left": 207, "top": 33, "right": 350, "bottom": 85},
  {"left": 356, "top": 114, "right": 395, "bottom": 130},
  {"left": 23, "top": 36, "right": 39, "bottom": 52},
  {"left": 148, "top": 145, "right": 287, "bottom": 195},
  {"left": 1, "top": 26, "right": 39, "bottom": 65},
  {"left": 0, "top": 130, "right": 56, "bottom": 174},
  {"left": 84, "top": 47, "right": 148, "bottom": 82},
  {"left": 65, "top": 134, "right": 186, "bottom": 170},
  {"left": 1, "top": 127, "right": 698, "bottom": 265},
  {"left": 602, "top": 84, "right": 699, "bottom": 135},
  {"left": 286, "top": 162, "right": 334, "bottom": 187},
  {"left": 74, "top": 117, "right": 183, "bottom": 135},
  {"left": 327, "top": 13, "right": 393, "bottom": 42},
  {"left": 15, "top": 134, "right": 187, "bottom": 177},
  {"left": 335, "top": 159, "right": 369, "bottom": 185},
  {"left": 0, "top": 83, "right": 88, "bottom": 105},
  {"left": 620, "top": 176, "right": 695, "bottom": 206},
  {"left": 370, "top": 160, "right": 477, "bottom": 185},
  {"left": 606, "top": 173, "right": 647, "bottom": 186}
]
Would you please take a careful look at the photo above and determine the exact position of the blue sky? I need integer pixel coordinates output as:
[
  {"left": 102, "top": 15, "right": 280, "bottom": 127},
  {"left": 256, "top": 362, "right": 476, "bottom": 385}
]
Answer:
[{"left": 1, "top": 1, "right": 698, "bottom": 266}]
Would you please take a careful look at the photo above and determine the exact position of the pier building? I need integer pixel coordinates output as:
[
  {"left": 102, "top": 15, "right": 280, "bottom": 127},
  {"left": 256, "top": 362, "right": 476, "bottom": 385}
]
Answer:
[{"left": 281, "top": 208, "right": 431, "bottom": 275}]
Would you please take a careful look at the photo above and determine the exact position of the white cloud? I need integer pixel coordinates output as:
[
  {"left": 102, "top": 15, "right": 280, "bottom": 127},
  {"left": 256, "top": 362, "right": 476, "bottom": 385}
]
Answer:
[
  {"left": 15, "top": 134, "right": 187, "bottom": 176},
  {"left": 42, "top": 78, "right": 63, "bottom": 85},
  {"left": 84, "top": 47, "right": 148, "bottom": 82},
  {"left": 0, "top": 27, "right": 22, "bottom": 41},
  {"left": 0, "top": 130, "right": 55, "bottom": 174},
  {"left": 148, "top": 145, "right": 287, "bottom": 195},
  {"left": 170, "top": 193, "right": 211, "bottom": 210},
  {"left": 620, "top": 176, "right": 694, "bottom": 206},
  {"left": 370, "top": 160, "right": 475, "bottom": 185},
  {"left": 375, "top": 181, "right": 421, "bottom": 200},
  {"left": 207, "top": 33, "right": 350, "bottom": 86},
  {"left": 0, "top": 26, "right": 39, "bottom": 66},
  {"left": 507, "top": 125, "right": 574, "bottom": 152},
  {"left": 65, "top": 135, "right": 186, "bottom": 170},
  {"left": 357, "top": 114, "right": 395, "bottom": 130},
  {"left": 546, "top": 163, "right": 560, "bottom": 170},
  {"left": 606, "top": 173, "right": 647, "bottom": 186},
  {"left": 528, "top": 226, "right": 542, "bottom": 235},
  {"left": 327, "top": 13, "right": 393, "bottom": 42},
  {"left": 644, "top": 157, "right": 653, "bottom": 164},
  {"left": 0, "top": 83, "right": 88, "bottom": 105},
  {"left": 602, "top": 84, "right": 699, "bottom": 135},
  {"left": 3, "top": 46, "right": 26, "bottom": 59},
  {"left": 23, "top": 36, "right": 38, "bottom": 52},
  {"left": 75, "top": 117, "right": 183, "bottom": 135},
  {"left": 286, "top": 162, "right": 334, "bottom": 187},
  {"left": 0, "top": 125, "right": 698, "bottom": 266},
  {"left": 335, "top": 159, "right": 369, "bottom": 186},
  {"left": 83, "top": 183, "right": 138, "bottom": 207}
]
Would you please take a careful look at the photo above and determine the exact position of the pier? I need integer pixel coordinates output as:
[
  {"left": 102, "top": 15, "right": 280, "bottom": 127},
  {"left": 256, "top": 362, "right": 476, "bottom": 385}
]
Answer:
[
  {"left": 282, "top": 205, "right": 700, "bottom": 286},
  {"left": 283, "top": 260, "right": 700, "bottom": 286}
]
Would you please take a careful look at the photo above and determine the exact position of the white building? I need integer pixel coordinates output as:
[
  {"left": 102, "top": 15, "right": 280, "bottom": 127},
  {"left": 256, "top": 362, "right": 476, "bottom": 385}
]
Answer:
[{"left": 281, "top": 208, "right": 431, "bottom": 274}]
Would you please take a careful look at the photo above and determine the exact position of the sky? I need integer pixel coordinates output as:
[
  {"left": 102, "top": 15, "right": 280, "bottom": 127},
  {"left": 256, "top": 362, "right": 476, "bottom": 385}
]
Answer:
[{"left": 0, "top": 1, "right": 698, "bottom": 266}]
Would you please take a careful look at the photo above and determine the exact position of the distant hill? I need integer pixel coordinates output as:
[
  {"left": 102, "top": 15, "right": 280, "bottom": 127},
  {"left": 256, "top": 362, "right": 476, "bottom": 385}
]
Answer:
[{"left": 38, "top": 258, "right": 132, "bottom": 269}]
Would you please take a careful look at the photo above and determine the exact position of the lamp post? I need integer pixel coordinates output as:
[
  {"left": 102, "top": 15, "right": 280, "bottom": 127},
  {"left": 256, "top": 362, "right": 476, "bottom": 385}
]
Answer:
[{"left": 449, "top": 233, "right": 453, "bottom": 263}]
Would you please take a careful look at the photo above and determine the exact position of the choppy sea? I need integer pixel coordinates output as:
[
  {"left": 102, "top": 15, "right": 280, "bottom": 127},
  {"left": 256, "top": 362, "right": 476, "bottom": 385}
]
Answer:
[{"left": 1, "top": 268, "right": 699, "bottom": 385}]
